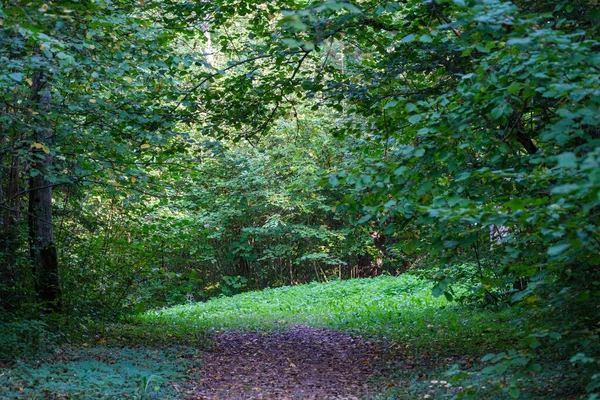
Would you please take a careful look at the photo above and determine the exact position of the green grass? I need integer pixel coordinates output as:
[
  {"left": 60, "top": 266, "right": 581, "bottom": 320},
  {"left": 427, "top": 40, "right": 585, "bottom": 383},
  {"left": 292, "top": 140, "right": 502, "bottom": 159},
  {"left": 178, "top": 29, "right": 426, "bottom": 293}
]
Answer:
[{"left": 140, "top": 275, "right": 517, "bottom": 356}]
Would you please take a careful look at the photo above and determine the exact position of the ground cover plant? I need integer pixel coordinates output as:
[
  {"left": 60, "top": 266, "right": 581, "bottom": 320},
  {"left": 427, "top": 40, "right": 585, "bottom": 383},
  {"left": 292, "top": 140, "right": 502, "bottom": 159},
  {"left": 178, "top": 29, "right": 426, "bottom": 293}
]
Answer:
[
  {"left": 0, "top": 274, "right": 592, "bottom": 398},
  {"left": 141, "top": 274, "right": 570, "bottom": 398},
  {"left": 141, "top": 275, "right": 508, "bottom": 353},
  {"left": 0, "top": 346, "right": 201, "bottom": 399}
]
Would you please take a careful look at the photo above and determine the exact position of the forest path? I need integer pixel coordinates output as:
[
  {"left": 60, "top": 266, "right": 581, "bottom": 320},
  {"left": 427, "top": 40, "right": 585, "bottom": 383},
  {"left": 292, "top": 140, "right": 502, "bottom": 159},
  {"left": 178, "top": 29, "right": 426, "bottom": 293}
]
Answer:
[{"left": 184, "top": 325, "right": 381, "bottom": 399}]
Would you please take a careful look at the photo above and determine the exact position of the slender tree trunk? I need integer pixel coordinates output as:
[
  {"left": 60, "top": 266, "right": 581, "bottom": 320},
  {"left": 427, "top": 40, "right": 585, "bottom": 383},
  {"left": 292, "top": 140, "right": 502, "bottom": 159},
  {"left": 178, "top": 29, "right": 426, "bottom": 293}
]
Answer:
[
  {"left": 28, "top": 70, "right": 61, "bottom": 311},
  {"left": 200, "top": 0, "right": 214, "bottom": 67},
  {"left": 201, "top": 21, "right": 214, "bottom": 66},
  {"left": 1, "top": 156, "right": 22, "bottom": 261}
]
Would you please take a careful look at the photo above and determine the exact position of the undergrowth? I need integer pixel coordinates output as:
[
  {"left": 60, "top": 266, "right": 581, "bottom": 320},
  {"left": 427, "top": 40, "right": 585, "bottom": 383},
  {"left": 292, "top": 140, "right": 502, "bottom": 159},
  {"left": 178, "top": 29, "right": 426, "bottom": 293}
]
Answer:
[
  {"left": 0, "top": 345, "right": 200, "bottom": 399},
  {"left": 0, "top": 275, "right": 583, "bottom": 399}
]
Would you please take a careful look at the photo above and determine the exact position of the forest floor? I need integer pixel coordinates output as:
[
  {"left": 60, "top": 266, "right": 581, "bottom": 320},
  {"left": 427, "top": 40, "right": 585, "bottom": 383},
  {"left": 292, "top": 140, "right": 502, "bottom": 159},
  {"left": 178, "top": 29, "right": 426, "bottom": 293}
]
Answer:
[
  {"left": 1, "top": 276, "right": 583, "bottom": 399},
  {"left": 183, "top": 325, "right": 378, "bottom": 399}
]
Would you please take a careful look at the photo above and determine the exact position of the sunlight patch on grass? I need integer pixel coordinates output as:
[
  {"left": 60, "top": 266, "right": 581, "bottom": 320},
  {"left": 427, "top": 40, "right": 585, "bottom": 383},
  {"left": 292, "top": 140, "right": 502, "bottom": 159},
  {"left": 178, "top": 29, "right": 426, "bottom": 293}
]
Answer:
[{"left": 140, "top": 275, "right": 517, "bottom": 355}]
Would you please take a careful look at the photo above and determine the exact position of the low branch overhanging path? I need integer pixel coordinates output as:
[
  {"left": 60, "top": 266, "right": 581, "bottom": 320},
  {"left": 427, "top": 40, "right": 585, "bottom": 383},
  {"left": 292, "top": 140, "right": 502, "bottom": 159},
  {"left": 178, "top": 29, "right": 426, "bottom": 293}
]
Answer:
[{"left": 185, "top": 325, "right": 381, "bottom": 399}]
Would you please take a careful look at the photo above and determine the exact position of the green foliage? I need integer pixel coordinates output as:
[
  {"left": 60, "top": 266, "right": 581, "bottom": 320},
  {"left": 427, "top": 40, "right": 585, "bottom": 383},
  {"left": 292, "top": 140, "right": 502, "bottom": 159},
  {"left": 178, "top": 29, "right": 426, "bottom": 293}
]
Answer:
[
  {"left": 219, "top": 275, "right": 248, "bottom": 297},
  {"left": 0, "top": 345, "right": 200, "bottom": 399},
  {"left": 141, "top": 275, "right": 517, "bottom": 355},
  {"left": 204, "top": 0, "right": 599, "bottom": 395},
  {"left": 0, "top": 318, "right": 56, "bottom": 361}
]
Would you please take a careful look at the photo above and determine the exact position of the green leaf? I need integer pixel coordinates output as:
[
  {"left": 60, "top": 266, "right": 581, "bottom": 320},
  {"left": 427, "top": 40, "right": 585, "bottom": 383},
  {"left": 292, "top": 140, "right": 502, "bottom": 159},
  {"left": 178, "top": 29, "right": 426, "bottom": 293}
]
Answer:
[
  {"left": 384, "top": 100, "right": 397, "bottom": 110},
  {"left": 329, "top": 175, "right": 339, "bottom": 187},
  {"left": 357, "top": 214, "right": 372, "bottom": 224},
  {"left": 395, "top": 166, "right": 407, "bottom": 175},
  {"left": 548, "top": 243, "right": 569, "bottom": 256},
  {"left": 528, "top": 363, "right": 542, "bottom": 372},
  {"left": 556, "top": 152, "right": 577, "bottom": 168},
  {"left": 343, "top": 3, "right": 362, "bottom": 13},
  {"left": 401, "top": 34, "right": 415, "bottom": 43},
  {"left": 384, "top": 199, "right": 397, "bottom": 209},
  {"left": 551, "top": 184, "right": 579, "bottom": 194},
  {"left": 408, "top": 114, "right": 421, "bottom": 124},
  {"left": 507, "top": 82, "right": 521, "bottom": 94},
  {"left": 507, "top": 37, "right": 532, "bottom": 46},
  {"left": 491, "top": 103, "right": 512, "bottom": 119},
  {"left": 443, "top": 240, "right": 459, "bottom": 248},
  {"left": 8, "top": 73, "right": 24, "bottom": 82},
  {"left": 511, "top": 357, "right": 529, "bottom": 366},
  {"left": 405, "top": 103, "right": 417, "bottom": 112},
  {"left": 383, "top": 223, "right": 396, "bottom": 235}
]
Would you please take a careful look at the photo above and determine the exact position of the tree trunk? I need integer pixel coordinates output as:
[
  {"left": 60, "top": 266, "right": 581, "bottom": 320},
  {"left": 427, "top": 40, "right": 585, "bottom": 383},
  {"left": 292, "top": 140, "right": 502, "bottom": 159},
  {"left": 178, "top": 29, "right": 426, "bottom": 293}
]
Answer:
[
  {"left": 28, "top": 71, "right": 61, "bottom": 311},
  {"left": 201, "top": 21, "right": 214, "bottom": 66},
  {"left": 200, "top": 1, "right": 214, "bottom": 67},
  {"left": 0, "top": 155, "right": 23, "bottom": 307},
  {"left": 516, "top": 130, "right": 538, "bottom": 155}
]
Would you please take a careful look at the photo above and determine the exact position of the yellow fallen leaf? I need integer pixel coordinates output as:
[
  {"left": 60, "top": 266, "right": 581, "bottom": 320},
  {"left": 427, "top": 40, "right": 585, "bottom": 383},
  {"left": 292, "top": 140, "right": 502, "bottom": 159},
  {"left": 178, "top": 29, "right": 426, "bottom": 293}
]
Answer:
[{"left": 140, "top": 144, "right": 151, "bottom": 149}]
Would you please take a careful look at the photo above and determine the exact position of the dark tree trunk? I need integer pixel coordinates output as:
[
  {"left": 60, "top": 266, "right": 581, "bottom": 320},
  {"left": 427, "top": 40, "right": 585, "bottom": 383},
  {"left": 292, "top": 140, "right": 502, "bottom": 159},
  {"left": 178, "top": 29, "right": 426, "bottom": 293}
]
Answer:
[
  {"left": 516, "top": 130, "right": 538, "bottom": 155},
  {"left": 1, "top": 159, "right": 23, "bottom": 270},
  {"left": 1, "top": 104, "right": 26, "bottom": 309},
  {"left": 28, "top": 71, "right": 61, "bottom": 312}
]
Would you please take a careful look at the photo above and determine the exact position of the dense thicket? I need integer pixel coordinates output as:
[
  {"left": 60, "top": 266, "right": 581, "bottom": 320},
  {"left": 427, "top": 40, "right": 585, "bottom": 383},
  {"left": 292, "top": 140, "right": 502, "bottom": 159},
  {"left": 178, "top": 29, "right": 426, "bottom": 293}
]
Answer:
[{"left": 1, "top": 0, "right": 598, "bottom": 396}]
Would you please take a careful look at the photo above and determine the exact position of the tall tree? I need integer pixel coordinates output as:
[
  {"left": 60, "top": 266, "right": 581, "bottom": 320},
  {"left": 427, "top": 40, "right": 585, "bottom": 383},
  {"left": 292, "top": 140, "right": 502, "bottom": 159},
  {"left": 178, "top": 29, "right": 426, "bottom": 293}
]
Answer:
[{"left": 28, "top": 69, "right": 61, "bottom": 310}]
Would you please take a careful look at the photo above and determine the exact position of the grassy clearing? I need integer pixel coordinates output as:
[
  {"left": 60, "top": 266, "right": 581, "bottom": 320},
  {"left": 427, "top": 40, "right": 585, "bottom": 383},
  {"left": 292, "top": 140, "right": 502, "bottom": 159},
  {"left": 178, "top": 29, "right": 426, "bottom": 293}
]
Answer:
[
  {"left": 141, "top": 275, "right": 578, "bottom": 399},
  {"left": 141, "top": 275, "right": 517, "bottom": 356}
]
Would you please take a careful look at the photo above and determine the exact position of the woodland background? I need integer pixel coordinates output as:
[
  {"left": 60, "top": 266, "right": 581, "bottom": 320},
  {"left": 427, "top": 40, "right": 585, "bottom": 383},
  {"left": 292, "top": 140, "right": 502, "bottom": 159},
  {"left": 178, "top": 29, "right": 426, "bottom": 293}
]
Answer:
[{"left": 0, "top": 0, "right": 599, "bottom": 397}]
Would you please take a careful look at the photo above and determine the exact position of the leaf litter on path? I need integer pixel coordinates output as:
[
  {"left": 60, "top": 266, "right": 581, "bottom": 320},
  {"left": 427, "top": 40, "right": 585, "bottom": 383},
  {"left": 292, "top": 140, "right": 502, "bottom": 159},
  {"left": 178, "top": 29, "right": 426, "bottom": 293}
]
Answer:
[{"left": 186, "top": 325, "right": 379, "bottom": 399}]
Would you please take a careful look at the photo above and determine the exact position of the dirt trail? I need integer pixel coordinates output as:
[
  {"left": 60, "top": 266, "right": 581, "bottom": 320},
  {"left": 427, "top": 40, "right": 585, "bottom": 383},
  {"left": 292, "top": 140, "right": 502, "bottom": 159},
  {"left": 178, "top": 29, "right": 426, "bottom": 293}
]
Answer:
[{"left": 185, "top": 325, "right": 380, "bottom": 399}]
